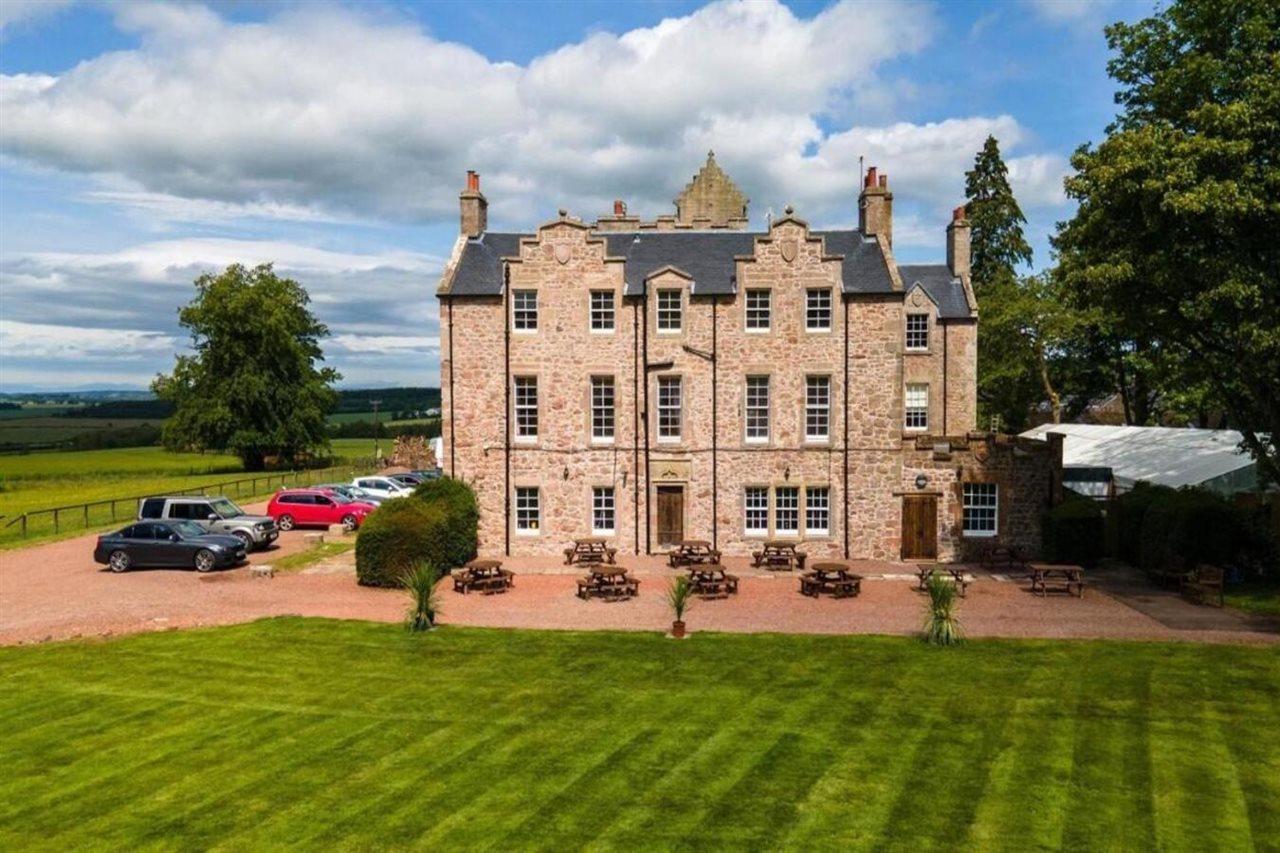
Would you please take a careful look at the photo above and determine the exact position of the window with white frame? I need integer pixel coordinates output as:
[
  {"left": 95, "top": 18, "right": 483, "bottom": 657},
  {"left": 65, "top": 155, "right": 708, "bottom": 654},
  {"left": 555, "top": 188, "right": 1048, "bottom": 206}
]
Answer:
[
  {"left": 745, "top": 375, "right": 770, "bottom": 442},
  {"left": 905, "top": 383, "right": 929, "bottom": 431},
  {"left": 514, "top": 376, "right": 538, "bottom": 439},
  {"left": 657, "top": 376, "right": 682, "bottom": 441},
  {"left": 805, "top": 375, "right": 830, "bottom": 441},
  {"left": 590, "top": 376, "right": 614, "bottom": 442},
  {"left": 590, "top": 290, "right": 615, "bottom": 332},
  {"left": 906, "top": 313, "right": 929, "bottom": 351},
  {"left": 806, "top": 288, "right": 832, "bottom": 331},
  {"left": 515, "top": 487, "right": 540, "bottom": 533},
  {"left": 592, "top": 486, "right": 615, "bottom": 534},
  {"left": 513, "top": 290, "right": 538, "bottom": 331},
  {"left": 745, "top": 289, "right": 771, "bottom": 331},
  {"left": 775, "top": 486, "right": 799, "bottom": 536},
  {"left": 805, "top": 486, "right": 830, "bottom": 535},
  {"left": 963, "top": 483, "right": 998, "bottom": 537},
  {"left": 657, "top": 289, "right": 682, "bottom": 332},
  {"left": 744, "top": 487, "right": 768, "bottom": 535}
]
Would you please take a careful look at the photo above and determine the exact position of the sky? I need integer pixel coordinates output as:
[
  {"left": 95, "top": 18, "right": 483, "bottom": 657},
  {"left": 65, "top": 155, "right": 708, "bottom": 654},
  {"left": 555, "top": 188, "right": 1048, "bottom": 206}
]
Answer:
[{"left": 0, "top": 0, "right": 1157, "bottom": 392}]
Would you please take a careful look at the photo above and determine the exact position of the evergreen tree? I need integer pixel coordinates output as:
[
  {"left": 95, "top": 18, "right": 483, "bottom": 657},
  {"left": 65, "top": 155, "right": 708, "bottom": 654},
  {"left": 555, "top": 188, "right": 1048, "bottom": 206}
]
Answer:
[{"left": 964, "top": 136, "right": 1032, "bottom": 295}]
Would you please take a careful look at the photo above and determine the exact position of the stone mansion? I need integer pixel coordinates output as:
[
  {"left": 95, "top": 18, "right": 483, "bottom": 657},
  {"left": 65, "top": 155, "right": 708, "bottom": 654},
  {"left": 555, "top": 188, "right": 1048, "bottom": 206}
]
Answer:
[{"left": 437, "top": 154, "right": 1062, "bottom": 561}]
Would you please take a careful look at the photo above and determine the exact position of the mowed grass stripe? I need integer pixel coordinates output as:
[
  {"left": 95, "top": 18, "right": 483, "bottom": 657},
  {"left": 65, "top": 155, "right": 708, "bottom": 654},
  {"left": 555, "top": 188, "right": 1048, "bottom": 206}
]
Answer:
[{"left": 1, "top": 619, "right": 1277, "bottom": 849}]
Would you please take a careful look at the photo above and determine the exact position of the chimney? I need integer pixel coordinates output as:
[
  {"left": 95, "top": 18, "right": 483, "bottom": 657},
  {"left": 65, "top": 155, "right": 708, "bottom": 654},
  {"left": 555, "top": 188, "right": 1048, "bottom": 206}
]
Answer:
[
  {"left": 858, "top": 166, "right": 893, "bottom": 247},
  {"left": 946, "top": 205, "right": 970, "bottom": 278},
  {"left": 459, "top": 170, "right": 487, "bottom": 238},
  {"left": 613, "top": 199, "right": 627, "bottom": 216}
]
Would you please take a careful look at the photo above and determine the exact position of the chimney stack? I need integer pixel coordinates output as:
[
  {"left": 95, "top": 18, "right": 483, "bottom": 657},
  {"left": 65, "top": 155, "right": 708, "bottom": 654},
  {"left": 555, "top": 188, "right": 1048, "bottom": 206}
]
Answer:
[
  {"left": 613, "top": 199, "right": 627, "bottom": 216},
  {"left": 858, "top": 166, "right": 893, "bottom": 247},
  {"left": 459, "top": 170, "right": 487, "bottom": 238},
  {"left": 946, "top": 205, "right": 970, "bottom": 278}
]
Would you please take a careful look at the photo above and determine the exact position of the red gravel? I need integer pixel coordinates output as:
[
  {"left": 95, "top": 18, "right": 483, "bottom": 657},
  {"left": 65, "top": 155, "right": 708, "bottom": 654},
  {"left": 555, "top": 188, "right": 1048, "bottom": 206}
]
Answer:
[{"left": 2, "top": 524, "right": 1274, "bottom": 645}]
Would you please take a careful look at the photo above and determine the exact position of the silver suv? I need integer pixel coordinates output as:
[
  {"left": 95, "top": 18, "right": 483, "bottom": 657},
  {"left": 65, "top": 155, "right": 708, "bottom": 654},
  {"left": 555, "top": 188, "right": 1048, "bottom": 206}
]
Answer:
[{"left": 138, "top": 496, "right": 279, "bottom": 551}]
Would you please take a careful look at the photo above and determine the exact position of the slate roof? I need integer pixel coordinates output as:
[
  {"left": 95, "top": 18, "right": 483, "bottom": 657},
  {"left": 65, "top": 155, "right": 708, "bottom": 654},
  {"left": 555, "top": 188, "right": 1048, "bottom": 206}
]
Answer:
[
  {"left": 897, "top": 264, "right": 973, "bottom": 319},
  {"left": 441, "top": 231, "right": 971, "bottom": 318}
]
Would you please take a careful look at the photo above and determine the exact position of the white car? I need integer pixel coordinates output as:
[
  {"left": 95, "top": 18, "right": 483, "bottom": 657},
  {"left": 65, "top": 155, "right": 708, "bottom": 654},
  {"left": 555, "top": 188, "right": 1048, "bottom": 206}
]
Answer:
[{"left": 351, "top": 476, "right": 414, "bottom": 500}]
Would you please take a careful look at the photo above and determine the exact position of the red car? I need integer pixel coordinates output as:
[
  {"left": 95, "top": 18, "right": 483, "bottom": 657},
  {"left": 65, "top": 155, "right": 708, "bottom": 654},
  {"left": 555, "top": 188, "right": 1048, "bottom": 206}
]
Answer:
[{"left": 267, "top": 488, "right": 377, "bottom": 532}]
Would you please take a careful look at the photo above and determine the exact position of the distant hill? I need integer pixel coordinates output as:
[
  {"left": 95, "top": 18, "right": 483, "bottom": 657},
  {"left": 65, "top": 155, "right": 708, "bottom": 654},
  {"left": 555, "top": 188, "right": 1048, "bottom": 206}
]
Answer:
[{"left": 334, "top": 387, "right": 441, "bottom": 414}]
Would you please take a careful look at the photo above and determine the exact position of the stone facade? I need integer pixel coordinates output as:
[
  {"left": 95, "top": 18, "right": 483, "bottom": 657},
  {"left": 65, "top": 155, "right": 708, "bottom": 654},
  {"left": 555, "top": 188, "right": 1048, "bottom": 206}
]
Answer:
[{"left": 438, "top": 158, "right": 1061, "bottom": 561}]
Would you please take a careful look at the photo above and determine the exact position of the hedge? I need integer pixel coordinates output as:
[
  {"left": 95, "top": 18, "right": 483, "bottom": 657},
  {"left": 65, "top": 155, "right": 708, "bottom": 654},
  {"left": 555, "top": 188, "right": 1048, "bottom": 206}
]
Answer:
[
  {"left": 355, "top": 477, "right": 479, "bottom": 588},
  {"left": 1137, "top": 488, "right": 1236, "bottom": 580},
  {"left": 1042, "top": 497, "right": 1105, "bottom": 566},
  {"left": 1110, "top": 483, "right": 1170, "bottom": 564}
]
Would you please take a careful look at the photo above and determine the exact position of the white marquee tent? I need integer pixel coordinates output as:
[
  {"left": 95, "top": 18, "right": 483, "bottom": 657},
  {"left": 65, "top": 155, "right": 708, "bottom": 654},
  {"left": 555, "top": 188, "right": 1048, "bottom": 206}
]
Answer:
[{"left": 1020, "top": 423, "right": 1261, "bottom": 496}]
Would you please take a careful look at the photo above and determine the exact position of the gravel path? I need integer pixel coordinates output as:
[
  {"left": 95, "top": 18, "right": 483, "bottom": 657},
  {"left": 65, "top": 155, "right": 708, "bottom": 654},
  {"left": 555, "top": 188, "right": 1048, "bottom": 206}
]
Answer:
[{"left": 3, "top": 519, "right": 1274, "bottom": 645}]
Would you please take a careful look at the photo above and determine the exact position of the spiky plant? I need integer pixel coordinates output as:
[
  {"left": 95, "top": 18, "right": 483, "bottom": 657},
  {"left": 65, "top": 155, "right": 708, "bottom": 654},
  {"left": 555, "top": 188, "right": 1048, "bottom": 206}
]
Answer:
[
  {"left": 666, "top": 576, "right": 694, "bottom": 622},
  {"left": 923, "top": 569, "right": 963, "bottom": 646},
  {"left": 402, "top": 561, "right": 440, "bottom": 632}
]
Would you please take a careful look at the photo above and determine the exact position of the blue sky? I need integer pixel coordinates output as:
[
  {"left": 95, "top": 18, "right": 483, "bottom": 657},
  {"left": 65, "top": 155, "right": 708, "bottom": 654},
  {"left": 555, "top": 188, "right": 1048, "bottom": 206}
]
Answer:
[{"left": 0, "top": 0, "right": 1154, "bottom": 391}]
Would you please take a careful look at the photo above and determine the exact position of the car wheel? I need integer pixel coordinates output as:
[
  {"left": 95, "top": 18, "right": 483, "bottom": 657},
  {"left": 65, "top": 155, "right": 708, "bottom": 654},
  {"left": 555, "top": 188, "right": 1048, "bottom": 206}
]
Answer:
[
  {"left": 108, "top": 550, "right": 131, "bottom": 573},
  {"left": 194, "top": 549, "right": 216, "bottom": 573},
  {"left": 232, "top": 530, "right": 253, "bottom": 550},
  {"left": 277, "top": 514, "right": 295, "bottom": 531},
  {"left": 341, "top": 513, "right": 358, "bottom": 532}
]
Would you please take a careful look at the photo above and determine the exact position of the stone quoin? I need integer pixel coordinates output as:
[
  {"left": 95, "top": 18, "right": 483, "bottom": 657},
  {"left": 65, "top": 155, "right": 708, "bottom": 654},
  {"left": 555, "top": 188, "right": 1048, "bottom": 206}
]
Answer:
[{"left": 437, "top": 153, "right": 1062, "bottom": 561}]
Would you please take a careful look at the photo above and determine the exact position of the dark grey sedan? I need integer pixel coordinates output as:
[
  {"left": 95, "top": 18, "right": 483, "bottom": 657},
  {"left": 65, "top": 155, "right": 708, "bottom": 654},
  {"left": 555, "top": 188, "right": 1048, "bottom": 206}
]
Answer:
[{"left": 93, "top": 520, "right": 247, "bottom": 573}]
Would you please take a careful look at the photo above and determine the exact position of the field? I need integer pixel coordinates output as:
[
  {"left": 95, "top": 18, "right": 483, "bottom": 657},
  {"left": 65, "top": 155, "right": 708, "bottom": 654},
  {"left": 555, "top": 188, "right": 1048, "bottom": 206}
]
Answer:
[
  {"left": 0, "top": 416, "right": 163, "bottom": 448},
  {"left": 0, "top": 619, "right": 1275, "bottom": 849},
  {"left": 0, "top": 440, "right": 379, "bottom": 547}
]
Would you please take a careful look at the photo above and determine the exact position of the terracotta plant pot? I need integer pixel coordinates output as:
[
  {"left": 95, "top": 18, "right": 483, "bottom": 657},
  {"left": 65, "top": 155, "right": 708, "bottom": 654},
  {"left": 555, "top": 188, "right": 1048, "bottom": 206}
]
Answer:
[{"left": 671, "top": 620, "right": 686, "bottom": 639}]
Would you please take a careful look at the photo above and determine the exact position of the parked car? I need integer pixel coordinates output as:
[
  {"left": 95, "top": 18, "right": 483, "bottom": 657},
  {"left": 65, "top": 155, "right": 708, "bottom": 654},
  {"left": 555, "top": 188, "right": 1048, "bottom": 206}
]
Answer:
[
  {"left": 410, "top": 469, "right": 442, "bottom": 481},
  {"left": 94, "top": 520, "right": 247, "bottom": 573},
  {"left": 138, "top": 495, "right": 278, "bottom": 551},
  {"left": 350, "top": 476, "right": 413, "bottom": 500},
  {"left": 315, "top": 483, "right": 383, "bottom": 505},
  {"left": 389, "top": 472, "right": 425, "bottom": 487},
  {"left": 267, "top": 489, "right": 377, "bottom": 531}
]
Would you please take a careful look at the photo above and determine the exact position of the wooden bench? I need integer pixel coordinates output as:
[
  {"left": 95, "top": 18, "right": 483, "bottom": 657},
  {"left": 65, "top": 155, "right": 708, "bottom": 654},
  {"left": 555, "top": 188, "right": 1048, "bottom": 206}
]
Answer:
[
  {"left": 801, "top": 563, "right": 862, "bottom": 598},
  {"left": 1181, "top": 565, "right": 1225, "bottom": 607},
  {"left": 688, "top": 565, "right": 738, "bottom": 599},
  {"left": 668, "top": 540, "right": 721, "bottom": 568},
  {"left": 453, "top": 561, "right": 513, "bottom": 595},
  {"left": 576, "top": 568, "right": 639, "bottom": 601},
  {"left": 916, "top": 564, "right": 969, "bottom": 597},
  {"left": 1028, "top": 563, "right": 1085, "bottom": 598},
  {"left": 979, "top": 544, "right": 1028, "bottom": 574},
  {"left": 564, "top": 539, "right": 617, "bottom": 565},
  {"left": 751, "top": 542, "right": 806, "bottom": 572}
]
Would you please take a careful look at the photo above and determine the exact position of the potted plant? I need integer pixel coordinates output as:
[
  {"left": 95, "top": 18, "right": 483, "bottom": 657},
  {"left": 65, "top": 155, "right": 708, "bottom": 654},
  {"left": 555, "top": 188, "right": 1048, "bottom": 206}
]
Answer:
[
  {"left": 923, "top": 570, "right": 962, "bottom": 646},
  {"left": 666, "top": 575, "right": 694, "bottom": 638},
  {"left": 402, "top": 561, "right": 441, "bottom": 632}
]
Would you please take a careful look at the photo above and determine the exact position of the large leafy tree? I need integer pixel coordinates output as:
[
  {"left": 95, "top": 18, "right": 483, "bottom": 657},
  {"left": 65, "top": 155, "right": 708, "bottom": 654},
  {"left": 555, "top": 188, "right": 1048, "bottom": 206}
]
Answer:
[
  {"left": 154, "top": 264, "right": 340, "bottom": 470},
  {"left": 1054, "top": 0, "right": 1280, "bottom": 483}
]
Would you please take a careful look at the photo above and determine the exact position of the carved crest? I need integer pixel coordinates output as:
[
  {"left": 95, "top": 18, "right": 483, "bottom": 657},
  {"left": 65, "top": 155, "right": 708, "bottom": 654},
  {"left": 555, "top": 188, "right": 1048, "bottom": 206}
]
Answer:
[
  {"left": 779, "top": 238, "right": 798, "bottom": 263},
  {"left": 554, "top": 243, "right": 572, "bottom": 265}
]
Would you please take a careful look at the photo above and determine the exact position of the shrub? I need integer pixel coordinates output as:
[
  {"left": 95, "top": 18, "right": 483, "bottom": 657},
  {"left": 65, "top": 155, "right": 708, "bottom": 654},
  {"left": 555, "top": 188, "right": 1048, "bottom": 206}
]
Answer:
[
  {"left": 922, "top": 571, "right": 962, "bottom": 646},
  {"left": 666, "top": 576, "right": 694, "bottom": 623},
  {"left": 355, "top": 498, "right": 444, "bottom": 588},
  {"left": 402, "top": 561, "right": 440, "bottom": 631},
  {"left": 1042, "top": 497, "right": 1105, "bottom": 566},
  {"left": 1138, "top": 488, "right": 1237, "bottom": 580},
  {"left": 1111, "top": 482, "right": 1170, "bottom": 563},
  {"left": 412, "top": 477, "right": 479, "bottom": 568}
]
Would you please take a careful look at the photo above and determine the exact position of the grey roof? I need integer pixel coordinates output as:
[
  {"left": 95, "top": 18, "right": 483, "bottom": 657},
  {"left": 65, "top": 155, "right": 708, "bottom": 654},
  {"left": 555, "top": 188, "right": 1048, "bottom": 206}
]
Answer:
[
  {"left": 897, "top": 264, "right": 973, "bottom": 319},
  {"left": 444, "top": 229, "right": 902, "bottom": 299}
]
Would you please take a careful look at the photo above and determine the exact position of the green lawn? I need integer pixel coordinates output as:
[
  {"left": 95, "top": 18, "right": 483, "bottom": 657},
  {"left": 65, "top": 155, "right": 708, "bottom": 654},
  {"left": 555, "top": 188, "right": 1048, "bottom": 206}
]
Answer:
[
  {"left": 0, "top": 440, "right": 379, "bottom": 548},
  {"left": 1, "top": 620, "right": 1276, "bottom": 850},
  {"left": 1226, "top": 581, "right": 1280, "bottom": 619}
]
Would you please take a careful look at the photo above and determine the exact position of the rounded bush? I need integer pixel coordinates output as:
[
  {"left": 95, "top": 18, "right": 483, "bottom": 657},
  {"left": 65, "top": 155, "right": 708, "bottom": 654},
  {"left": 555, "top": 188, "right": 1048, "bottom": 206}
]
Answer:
[
  {"left": 1112, "top": 483, "right": 1169, "bottom": 564},
  {"left": 1042, "top": 497, "right": 1105, "bottom": 566},
  {"left": 1138, "top": 488, "right": 1236, "bottom": 579},
  {"left": 412, "top": 477, "right": 479, "bottom": 568},
  {"left": 355, "top": 498, "right": 445, "bottom": 588}
]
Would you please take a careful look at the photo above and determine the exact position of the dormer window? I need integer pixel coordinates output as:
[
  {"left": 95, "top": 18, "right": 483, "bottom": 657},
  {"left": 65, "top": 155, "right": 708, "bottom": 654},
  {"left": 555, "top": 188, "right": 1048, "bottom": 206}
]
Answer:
[
  {"left": 906, "top": 313, "right": 929, "bottom": 351},
  {"left": 657, "top": 289, "right": 682, "bottom": 333}
]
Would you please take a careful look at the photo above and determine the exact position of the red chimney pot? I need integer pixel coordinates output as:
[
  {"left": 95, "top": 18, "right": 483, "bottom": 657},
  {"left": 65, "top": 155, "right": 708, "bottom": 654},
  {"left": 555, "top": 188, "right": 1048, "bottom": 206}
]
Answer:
[
  {"left": 953, "top": 205, "right": 966, "bottom": 222},
  {"left": 614, "top": 199, "right": 626, "bottom": 216},
  {"left": 865, "top": 166, "right": 878, "bottom": 188},
  {"left": 878, "top": 174, "right": 887, "bottom": 189},
  {"left": 466, "top": 170, "right": 480, "bottom": 192}
]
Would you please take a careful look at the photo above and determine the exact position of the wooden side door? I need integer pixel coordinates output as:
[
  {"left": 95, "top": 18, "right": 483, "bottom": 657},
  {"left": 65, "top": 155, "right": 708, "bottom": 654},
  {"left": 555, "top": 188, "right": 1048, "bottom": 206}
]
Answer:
[
  {"left": 656, "top": 486, "right": 684, "bottom": 547},
  {"left": 901, "top": 495, "right": 938, "bottom": 560}
]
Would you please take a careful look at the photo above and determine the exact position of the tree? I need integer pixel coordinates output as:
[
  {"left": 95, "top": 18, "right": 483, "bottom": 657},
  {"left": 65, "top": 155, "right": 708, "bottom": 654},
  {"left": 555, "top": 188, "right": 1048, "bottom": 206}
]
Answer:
[
  {"left": 965, "top": 136, "right": 1033, "bottom": 292},
  {"left": 153, "top": 264, "right": 340, "bottom": 470},
  {"left": 1054, "top": 0, "right": 1280, "bottom": 483}
]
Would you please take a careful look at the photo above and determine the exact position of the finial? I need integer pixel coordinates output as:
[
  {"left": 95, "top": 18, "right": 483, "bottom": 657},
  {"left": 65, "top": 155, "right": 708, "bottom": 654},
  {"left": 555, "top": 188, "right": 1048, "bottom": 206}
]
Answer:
[
  {"left": 784, "top": 204, "right": 794, "bottom": 216},
  {"left": 707, "top": 149, "right": 715, "bottom": 159},
  {"left": 558, "top": 207, "right": 568, "bottom": 218}
]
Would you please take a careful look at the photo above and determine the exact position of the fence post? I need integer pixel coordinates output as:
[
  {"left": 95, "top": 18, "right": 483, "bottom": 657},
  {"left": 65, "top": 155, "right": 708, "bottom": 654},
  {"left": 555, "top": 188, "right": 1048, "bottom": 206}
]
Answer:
[
  {"left": 53, "top": 508, "right": 59, "bottom": 533},
  {"left": 84, "top": 504, "right": 89, "bottom": 528},
  {"left": 21, "top": 514, "right": 27, "bottom": 537}
]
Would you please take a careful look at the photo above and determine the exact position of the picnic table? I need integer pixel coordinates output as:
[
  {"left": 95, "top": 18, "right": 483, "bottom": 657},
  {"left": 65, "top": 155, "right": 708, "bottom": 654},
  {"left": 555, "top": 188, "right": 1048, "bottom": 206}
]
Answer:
[
  {"left": 564, "top": 537, "right": 617, "bottom": 566},
  {"left": 751, "top": 540, "right": 807, "bottom": 572},
  {"left": 915, "top": 564, "right": 970, "bottom": 597},
  {"left": 453, "top": 559, "right": 514, "bottom": 595},
  {"left": 1027, "top": 563, "right": 1085, "bottom": 597},
  {"left": 667, "top": 539, "right": 722, "bottom": 568},
  {"left": 978, "top": 544, "right": 1028, "bottom": 574},
  {"left": 687, "top": 564, "right": 739, "bottom": 599},
  {"left": 800, "top": 562, "right": 861, "bottom": 598},
  {"left": 576, "top": 565, "right": 640, "bottom": 602}
]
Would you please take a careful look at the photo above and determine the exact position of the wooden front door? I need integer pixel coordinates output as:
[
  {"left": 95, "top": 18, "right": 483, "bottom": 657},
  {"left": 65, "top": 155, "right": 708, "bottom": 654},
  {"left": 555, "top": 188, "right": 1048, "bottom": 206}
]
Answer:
[
  {"left": 901, "top": 496, "right": 938, "bottom": 560},
  {"left": 656, "top": 486, "right": 684, "bottom": 547}
]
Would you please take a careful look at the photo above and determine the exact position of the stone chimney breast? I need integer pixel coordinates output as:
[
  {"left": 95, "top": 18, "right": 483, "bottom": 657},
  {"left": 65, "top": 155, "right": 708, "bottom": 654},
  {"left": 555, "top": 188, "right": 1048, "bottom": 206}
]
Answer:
[
  {"left": 859, "top": 166, "right": 893, "bottom": 247},
  {"left": 459, "top": 170, "right": 487, "bottom": 238},
  {"left": 946, "top": 205, "right": 971, "bottom": 279}
]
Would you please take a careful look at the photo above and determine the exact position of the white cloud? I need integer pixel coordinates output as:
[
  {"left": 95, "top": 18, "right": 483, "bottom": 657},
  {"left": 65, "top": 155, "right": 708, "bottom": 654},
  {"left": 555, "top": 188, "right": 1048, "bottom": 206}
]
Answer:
[
  {"left": 0, "top": 0, "right": 1065, "bottom": 234},
  {"left": 0, "top": 320, "right": 176, "bottom": 360},
  {"left": 0, "top": 0, "right": 73, "bottom": 37}
]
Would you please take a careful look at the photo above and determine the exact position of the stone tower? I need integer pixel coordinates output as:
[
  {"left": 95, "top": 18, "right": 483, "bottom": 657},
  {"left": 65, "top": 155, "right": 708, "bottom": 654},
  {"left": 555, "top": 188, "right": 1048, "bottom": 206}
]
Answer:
[{"left": 673, "top": 151, "right": 749, "bottom": 229}]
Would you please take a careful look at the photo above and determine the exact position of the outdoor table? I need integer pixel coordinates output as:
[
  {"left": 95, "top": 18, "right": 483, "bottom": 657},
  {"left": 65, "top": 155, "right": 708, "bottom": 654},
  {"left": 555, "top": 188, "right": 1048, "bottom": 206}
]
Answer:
[
  {"left": 668, "top": 539, "right": 721, "bottom": 568},
  {"left": 915, "top": 564, "right": 970, "bottom": 597},
  {"left": 576, "top": 565, "right": 640, "bottom": 601},
  {"left": 1027, "top": 563, "right": 1085, "bottom": 597},
  {"left": 564, "top": 537, "right": 616, "bottom": 565},
  {"left": 686, "top": 563, "right": 739, "bottom": 598},
  {"left": 752, "top": 541, "right": 807, "bottom": 572},
  {"left": 455, "top": 559, "right": 513, "bottom": 595},
  {"left": 800, "top": 562, "right": 861, "bottom": 598}
]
